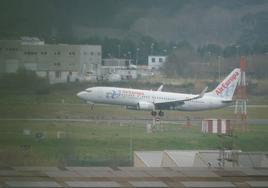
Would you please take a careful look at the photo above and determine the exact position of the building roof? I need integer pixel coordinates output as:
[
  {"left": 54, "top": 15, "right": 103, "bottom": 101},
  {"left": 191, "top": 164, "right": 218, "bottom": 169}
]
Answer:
[
  {"left": 134, "top": 150, "right": 268, "bottom": 168},
  {"left": 135, "top": 151, "right": 163, "bottom": 167}
]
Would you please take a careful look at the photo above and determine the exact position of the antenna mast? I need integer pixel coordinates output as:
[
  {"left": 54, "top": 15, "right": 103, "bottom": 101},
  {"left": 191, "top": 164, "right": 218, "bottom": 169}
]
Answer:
[{"left": 234, "top": 57, "right": 247, "bottom": 131}]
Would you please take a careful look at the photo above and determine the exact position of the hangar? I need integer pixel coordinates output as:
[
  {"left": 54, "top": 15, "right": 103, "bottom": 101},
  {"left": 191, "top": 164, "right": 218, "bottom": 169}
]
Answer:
[{"left": 134, "top": 150, "right": 268, "bottom": 168}]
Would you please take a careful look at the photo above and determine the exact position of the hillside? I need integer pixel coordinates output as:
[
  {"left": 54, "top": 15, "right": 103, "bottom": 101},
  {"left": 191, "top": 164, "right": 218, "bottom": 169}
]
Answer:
[{"left": 0, "top": 0, "right": 267, "bottom": 48}]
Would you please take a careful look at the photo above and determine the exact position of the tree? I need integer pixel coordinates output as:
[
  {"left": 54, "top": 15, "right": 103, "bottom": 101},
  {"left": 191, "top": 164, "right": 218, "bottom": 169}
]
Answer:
[
  {"left": 198, "top": 44, "right": 222, "bottom": 57},
  {"left": 163, "top": 42, "right": 196, "bottom": 77},
  {"left": 239, "top": 11, "right": 268, "bottom": 54}
]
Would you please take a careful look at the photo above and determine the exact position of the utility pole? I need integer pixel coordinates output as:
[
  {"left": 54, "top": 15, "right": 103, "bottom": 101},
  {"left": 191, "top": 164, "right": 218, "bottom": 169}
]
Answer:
[
  {"left": 218, "top": 56, "right": 221, "bottom": 82},
  {"left": 136, "top": 48, "right": 140, "bottom": 66},
  {"left": 118, "top": 44, "right": 121, "bottom": 58}
]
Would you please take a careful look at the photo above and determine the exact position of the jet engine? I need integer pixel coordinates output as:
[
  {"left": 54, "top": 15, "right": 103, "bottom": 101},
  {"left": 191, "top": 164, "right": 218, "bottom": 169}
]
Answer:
[{"left": 137, "top": 101, "right": 155, "bottom": 111}]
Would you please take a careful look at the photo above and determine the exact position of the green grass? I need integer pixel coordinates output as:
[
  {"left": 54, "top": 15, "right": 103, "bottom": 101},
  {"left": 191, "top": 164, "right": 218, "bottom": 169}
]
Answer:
[
  {"left": 0, "top": 120, "right": 268, "bottom": 166},
  {"left": 0, "top": 90, "right": 268, "bottom": 166},
  {"left": 0, "top": 102, "right": 267, "bottom": 120}
]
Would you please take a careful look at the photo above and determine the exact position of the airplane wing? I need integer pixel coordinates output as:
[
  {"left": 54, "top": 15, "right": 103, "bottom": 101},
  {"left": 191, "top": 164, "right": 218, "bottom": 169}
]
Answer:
[{"left": 155, "top": 86, "right": 208, "bottom": 109}]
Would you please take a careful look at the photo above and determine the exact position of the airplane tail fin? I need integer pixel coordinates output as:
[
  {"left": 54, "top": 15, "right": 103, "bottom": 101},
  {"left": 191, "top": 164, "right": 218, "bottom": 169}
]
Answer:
[{"left": 205, "top": 68, "right": 241, "bottom": 100}]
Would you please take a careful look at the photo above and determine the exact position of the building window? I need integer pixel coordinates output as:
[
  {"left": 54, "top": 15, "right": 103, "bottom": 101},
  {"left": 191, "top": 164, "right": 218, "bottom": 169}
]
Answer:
[
  {"left": 97, "top": 52, "right": 101, "bottom": 56},
  {"left": 54, "top": 51, "right": 60, "bottom": 55},
  {"left": 6, "top": 48, "right": 18, "bottom": 51},
  {"left": 69, "top": 52, "right": 75, "bottom": 55},
  {"left": 54, "top": 62, "right": 60, "bottom": 66},
  {"left": 159, "top": 58, "right": 163, "bottom": 63},
  {"left": 152, "top": 58, "right": 156, "bottom": 63},
  {"left": 55, "top": 71, "right": 61, "bottom": 79},
  {"left": 90, "top": 52, "right": 94, "bottom": 56},
  {"left": 24, "top": 51, "right": 37, "bottom": 55}
]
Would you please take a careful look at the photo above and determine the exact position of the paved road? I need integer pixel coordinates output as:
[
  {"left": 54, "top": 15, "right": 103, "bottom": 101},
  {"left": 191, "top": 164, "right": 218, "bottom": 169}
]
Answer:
[
  {"left": 1, "top": 118, "right": 268, "bottom": 125},
  {"left": 1, "top": 166, "right": 268, "bottom": 187}
]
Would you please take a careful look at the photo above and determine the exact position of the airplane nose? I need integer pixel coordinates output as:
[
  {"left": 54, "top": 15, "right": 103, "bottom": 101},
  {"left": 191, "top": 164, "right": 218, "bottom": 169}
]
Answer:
[{"left": 77, "top": 91, "right": 87, "bottom": 99}]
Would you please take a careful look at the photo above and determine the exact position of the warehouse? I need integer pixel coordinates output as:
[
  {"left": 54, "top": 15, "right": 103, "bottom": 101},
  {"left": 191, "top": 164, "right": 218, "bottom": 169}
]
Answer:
[
  {"left": 134, "top": 150, "right": 268, "bottom": 168},
  {"left": 0, "top": 37, "right": 102, "bottom": 83}
]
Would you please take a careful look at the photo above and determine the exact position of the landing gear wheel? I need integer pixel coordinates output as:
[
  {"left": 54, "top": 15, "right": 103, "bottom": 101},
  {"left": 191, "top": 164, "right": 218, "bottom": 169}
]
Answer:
[
  {"left": 151, "top": 111, "right": 157, "bottom": 116},
  {"left": 158, "top": 111, "right": 164, "bottom": 117}
]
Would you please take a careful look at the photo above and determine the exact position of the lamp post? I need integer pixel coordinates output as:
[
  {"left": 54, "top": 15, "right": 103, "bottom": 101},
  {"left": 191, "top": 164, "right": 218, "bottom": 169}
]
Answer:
[
  {"left": 236, "top": 45, "right": 240, "bottom": 59},
  {"left": 128, "top": 51, "right": 132, "bottom": 66},
  {"left": 127, "top": 51, "right": 132, "bottom": 59},
  {"left": 151, "top": 43, "right": 154, "bottom": 55},
  {"left": 129, "top": 124, "right": 133, "bottom": 165},
  {"left": 218, "top": 56, "right": 221, "bottom": 82},
  {"left": 208, "top": 51, "right": 211, "bottom": 65},
  {"left": 118, "top": 44, "right": 121, "bottom": 58},
  {"left": 136, "top": 48, "right": 140, "bottom": 66}
]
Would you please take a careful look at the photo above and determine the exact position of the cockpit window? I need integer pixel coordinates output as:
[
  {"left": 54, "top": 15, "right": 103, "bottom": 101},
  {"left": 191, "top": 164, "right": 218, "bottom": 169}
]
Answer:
[{"left": 86, "top": 89, "right": 92, "bottom": 93}]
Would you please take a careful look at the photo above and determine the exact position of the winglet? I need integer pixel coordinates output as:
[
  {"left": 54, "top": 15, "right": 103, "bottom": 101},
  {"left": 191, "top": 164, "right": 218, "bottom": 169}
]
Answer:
[
  {"left": 183, "top": 86, "right": 208, "bottom": 101},
  {"left": 157, "top": 84, "right": 164, "bottom": 91},
  {"left": 199, "top": 86, "right": 208, "bottom": 98}
]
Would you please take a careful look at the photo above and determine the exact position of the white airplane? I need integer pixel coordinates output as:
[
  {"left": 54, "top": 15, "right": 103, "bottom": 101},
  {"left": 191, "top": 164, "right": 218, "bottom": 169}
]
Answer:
[{"left": 77, "top": 68, "right": 241, "bottom": 116}]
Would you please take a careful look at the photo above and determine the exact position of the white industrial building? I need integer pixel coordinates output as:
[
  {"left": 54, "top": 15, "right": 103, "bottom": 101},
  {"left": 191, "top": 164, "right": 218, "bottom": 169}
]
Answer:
[
  {"left": 0, "top": 37, "right": 101, "bottom": 84},
  {"left": 148, "top": 55, "right": 167, "bottom": 70},
  {"left": 134, "top": 150, "right": 268, "bottom": 168},
  {"left": 101, "top": 58, "right": 152, "bottom": 81}
]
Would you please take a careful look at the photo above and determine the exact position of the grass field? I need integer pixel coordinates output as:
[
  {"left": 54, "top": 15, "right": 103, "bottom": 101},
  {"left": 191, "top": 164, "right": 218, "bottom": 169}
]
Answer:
[
  {"left": 0, "top": 101, "right": 268, "bottom": 120},
  {"left": 0, "top": 89, "right": 268, "bottom": 167},
  {"left": 0, "top": 119, "right": 268, "bottom": 167}
]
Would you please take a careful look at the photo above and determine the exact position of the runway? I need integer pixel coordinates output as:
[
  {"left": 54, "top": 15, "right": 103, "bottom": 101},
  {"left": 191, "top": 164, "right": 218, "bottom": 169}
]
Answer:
[{"left": 0, "top": 117, "right": 268, "bottom": 125}]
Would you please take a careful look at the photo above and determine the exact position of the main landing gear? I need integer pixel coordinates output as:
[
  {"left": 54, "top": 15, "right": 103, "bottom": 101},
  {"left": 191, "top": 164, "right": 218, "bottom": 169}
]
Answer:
[{"left": 151, "top": 110, "right": 164, "bottom": 117}]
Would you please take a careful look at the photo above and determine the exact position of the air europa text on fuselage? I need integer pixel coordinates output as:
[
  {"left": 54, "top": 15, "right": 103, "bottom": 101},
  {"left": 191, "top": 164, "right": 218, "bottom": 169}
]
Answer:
[
  {"left": 106, "top": 89, "right": 145, "bottom": 99},
  {"left": 215, "top": 71, "right": 239, "bottom": 95},
  {"left": 121, "top": 90, "right": 144, "bottom": 96}
]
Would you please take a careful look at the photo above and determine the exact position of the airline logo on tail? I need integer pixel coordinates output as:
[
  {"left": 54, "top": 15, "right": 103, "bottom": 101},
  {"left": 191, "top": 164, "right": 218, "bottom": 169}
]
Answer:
[
  {"left": 213, "top": 69, "right": 241, "bottom": 100},
  {"left": 215, "top": 70, "right": 240, "bottom": 96}
]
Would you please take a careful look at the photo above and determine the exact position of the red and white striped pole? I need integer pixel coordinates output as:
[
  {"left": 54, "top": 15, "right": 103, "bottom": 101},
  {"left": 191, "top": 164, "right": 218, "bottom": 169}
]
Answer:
[{"left": 235, "top": 57, "right": 247, "bottom": 131}]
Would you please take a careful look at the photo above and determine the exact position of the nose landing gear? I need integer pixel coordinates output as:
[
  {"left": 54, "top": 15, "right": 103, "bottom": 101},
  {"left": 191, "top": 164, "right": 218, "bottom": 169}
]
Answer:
[
  {"left": 150, "top": 110, "right": 164, "bottom": 132},
  {"left": 151, "top": 111, "right": 157, "bottom": 116}
]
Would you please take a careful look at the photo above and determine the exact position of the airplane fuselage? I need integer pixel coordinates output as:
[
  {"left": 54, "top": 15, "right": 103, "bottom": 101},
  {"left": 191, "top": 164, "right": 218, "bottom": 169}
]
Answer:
[
  {"left": 77, "top": 86, "right": 229, "bottom": 111},
  {"left": 77, "top": 69, "right": 240, "bottom": 113}
]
